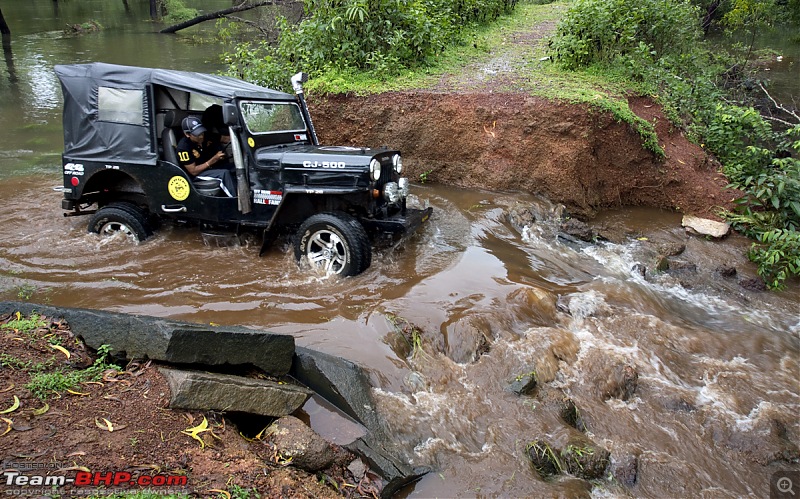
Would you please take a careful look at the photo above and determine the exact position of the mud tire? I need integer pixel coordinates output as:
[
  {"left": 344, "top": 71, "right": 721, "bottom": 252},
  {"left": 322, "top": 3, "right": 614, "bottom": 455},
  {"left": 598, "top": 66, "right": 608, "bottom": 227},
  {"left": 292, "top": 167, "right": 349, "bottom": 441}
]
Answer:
[
  {"left": 294, "top": 212, "right": 371, "bottom": 276},
  {"left": 88, "top": 205, "right": 151, "bottom": 242}
]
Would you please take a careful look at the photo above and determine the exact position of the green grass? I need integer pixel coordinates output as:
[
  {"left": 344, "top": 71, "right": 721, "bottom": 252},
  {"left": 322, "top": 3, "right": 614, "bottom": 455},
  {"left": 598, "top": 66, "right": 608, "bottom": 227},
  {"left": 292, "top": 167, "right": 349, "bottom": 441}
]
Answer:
[{"left": 306, "top": 1, "right": 565, "bottom": 95}]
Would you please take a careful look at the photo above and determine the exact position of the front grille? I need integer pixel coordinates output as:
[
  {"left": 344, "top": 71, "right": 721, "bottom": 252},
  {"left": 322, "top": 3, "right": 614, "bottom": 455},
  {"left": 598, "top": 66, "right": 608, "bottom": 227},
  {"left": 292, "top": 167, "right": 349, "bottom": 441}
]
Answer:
[{"left": 379, "top": 161, "right": 392, "bottom": 186}]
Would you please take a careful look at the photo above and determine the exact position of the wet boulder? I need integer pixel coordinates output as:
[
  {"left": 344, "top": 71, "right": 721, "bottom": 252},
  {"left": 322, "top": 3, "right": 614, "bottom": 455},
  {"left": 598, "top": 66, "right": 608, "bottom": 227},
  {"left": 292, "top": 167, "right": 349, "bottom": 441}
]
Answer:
[
  {"left": 267, "top": 415, "right": 338, "bottom": 472},
  {"left": 160, "top": 368, "right": 311, "bottom": 417},
  {"left": 560, "top": 434, "right": 611, "bottom": 480},
  {"left": 601, "top": 364, "right": 639, "bottom": 401},
  {"left": 559, "top": 218, "right": 596, "bottom": 242},
  {"left": 560, "top": 399, "right": 587, "bottom": 432},
  {"left": 681, "top": 215, "right": 730, "bottom": 239},
  {"left": 508, "top": 370, "right": 538, "bottom": 396},
  {"left": 527, "top": 440, "right": 563, "bottom": 479}
]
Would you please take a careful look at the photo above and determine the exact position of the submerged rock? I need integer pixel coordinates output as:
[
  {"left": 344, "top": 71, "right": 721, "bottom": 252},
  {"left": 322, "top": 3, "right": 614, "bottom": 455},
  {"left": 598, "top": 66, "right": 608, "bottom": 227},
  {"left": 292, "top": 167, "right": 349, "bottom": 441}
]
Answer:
[
  {"left": 508, "top": 370, "right": 538, "bottom": 396},
  {"left": 560, "top": 399, "right": 587, "bottom": 432},
  {"left": 527, "top": 440, "right": 563, "bottom": 479},
  {"left": 602, "top": 364, "right": 639, "bottom": 401},
  {"left": 610, "top": 453, "right": 639, "bottom": 486}
]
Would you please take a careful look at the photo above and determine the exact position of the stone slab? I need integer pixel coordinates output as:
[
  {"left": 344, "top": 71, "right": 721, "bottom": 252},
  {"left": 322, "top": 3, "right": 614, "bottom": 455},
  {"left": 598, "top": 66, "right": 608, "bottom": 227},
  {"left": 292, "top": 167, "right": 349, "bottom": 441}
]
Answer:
[
  {"left": 160, "top": 368, "right": 311, "bottom": 416},
  {"left": 0, "top": 301, "right": 295, "bottom": 375}
]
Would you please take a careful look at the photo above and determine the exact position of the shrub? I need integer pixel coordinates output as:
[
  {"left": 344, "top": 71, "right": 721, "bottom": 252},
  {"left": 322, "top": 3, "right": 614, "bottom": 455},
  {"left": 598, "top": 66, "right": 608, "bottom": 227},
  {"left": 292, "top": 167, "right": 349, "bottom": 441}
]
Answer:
[
  {"left": 549, "top": 0, "right": 702, "bottom": 70},
  {"left": 222, "top": 0, "right": 519, "bottom": 87}
]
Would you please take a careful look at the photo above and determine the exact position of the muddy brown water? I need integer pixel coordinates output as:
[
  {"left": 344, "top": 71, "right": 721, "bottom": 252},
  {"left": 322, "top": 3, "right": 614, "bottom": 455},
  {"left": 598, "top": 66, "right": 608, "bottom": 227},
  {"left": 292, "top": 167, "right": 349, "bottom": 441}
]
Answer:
[{"left": 1, "top": 174, "right": 798, "bottom": 497}]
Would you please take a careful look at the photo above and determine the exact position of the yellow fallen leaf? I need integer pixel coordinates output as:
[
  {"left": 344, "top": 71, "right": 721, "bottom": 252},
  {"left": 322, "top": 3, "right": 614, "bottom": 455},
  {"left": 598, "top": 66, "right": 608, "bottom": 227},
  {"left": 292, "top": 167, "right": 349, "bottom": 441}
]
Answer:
[
  {"left": 31, "top": 402, "right": 49, "bottom": 416},
  {"left": 636, "top": 237, "right": 649, "bottom": 241},
  {"left": 0, "top": 396, "right": 20, "bottom": 414},
  {"left": 181, "top": 416, "right": 210, "bottom": 449},
  {"left": 95, "top": 418, "right": 114, "bottom": 432},
  {"left": 49, "top": 344, "right": 71, "bottom": 359},
  {"left": 0, "top": 417, "right": 11, "bottom": 436},
  {"left": 15, "top": 311, "right": 21, "bottom": 321},
  {"left": 0, "top": 383, "right": 13, "bottom": 393},
  {"left": 208, "top": 490, "right": 230, "bottom": 499},
  {"left": 67, "top": 389, "right": 89, "bottom": 396}
]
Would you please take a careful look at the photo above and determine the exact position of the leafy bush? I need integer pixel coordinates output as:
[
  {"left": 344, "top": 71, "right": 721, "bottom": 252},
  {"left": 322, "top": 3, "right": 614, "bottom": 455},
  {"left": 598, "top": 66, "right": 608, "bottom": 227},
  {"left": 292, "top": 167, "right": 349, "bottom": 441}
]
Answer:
[
  {"left": 549, "top": 0, "right": 702, "bottom": 70},
  {"left": 222, "top": 0, "right": 519, "bottom": 87}
]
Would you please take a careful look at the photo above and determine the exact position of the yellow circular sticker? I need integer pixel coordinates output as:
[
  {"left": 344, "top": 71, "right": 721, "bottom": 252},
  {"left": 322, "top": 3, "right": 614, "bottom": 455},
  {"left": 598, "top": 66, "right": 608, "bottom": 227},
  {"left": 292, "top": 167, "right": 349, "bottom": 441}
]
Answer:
[
  {"left": 247, "top": 137, "right": 255, "bottom": 148},
  {"left": 168, "top": 176, "right": 191, "bottom": 201}
]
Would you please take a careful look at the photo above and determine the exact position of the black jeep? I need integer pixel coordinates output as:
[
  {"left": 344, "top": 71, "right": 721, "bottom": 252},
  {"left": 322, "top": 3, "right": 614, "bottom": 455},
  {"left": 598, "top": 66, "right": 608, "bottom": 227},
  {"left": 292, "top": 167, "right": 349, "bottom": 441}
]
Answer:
[{"left": 55, "top": 63, "right": 431, "bottom": 276}]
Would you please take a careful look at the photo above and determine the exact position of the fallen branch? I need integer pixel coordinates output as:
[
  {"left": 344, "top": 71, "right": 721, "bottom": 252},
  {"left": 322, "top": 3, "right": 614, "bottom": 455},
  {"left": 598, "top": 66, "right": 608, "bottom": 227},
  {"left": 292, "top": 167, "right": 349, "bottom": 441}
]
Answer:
[
  {"left": 226, "top": 16, "right": 272, "bottom": 38},
  {"left": 159, "top": 0, "right": 292, "bottom": 34},
  {"left": 758, "top": 82, "right": 799, "bottom": 128}
]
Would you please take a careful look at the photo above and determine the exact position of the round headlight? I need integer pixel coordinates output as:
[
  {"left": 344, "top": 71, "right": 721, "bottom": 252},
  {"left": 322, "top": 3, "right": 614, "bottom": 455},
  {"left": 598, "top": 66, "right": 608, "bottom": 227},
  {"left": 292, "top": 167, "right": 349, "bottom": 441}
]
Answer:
[
  {"left": 370, "top": 159, "right": 381, "bottom": 181},
  {"left": 393, "top": 154, "right": 403, "bottom": 174}
]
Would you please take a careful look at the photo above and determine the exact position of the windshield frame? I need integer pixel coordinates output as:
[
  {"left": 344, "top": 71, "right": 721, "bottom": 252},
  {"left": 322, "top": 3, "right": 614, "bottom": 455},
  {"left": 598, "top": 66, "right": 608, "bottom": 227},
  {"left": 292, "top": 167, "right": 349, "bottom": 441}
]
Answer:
[{"left": 239, "top": 100, "right": 307, "bottom": 135}]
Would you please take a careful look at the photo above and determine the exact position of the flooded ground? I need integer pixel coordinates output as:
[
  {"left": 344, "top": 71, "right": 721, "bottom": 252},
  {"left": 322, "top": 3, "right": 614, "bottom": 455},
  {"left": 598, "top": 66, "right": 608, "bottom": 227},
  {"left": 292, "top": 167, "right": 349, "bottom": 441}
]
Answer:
[{"left": 1, "top": 174, "right": 798, "bottom": 497}]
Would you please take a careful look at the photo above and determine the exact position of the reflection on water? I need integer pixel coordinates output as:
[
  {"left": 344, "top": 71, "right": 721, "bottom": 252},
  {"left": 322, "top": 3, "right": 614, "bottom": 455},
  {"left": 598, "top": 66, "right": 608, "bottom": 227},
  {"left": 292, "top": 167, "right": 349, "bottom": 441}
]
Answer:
[{"left": 0, "top": 0, "right": 232, "bottom": 177}]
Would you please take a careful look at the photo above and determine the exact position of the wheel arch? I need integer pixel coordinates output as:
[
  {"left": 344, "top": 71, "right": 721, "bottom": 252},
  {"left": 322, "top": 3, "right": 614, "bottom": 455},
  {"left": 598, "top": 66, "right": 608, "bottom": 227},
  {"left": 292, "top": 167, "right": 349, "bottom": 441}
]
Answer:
[{"left": 81, "top": 169, "right": 148, "bottom": 208}]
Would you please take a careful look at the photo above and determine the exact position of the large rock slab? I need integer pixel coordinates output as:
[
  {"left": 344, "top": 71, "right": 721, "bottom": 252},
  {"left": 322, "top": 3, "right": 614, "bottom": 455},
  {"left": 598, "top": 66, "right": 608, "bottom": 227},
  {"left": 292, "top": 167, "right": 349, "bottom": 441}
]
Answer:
[
  {"left": 160, "top": 368, "right": 311, "bottom": 417},
  {"left": 292, "top": 347, "right": 429, "bottom": 498},
  {"left": 0, "top": 301, "right": 295, "bottom": 375},
  {"left": 681, "top": 215, "right": 730, "bottom": 238}
]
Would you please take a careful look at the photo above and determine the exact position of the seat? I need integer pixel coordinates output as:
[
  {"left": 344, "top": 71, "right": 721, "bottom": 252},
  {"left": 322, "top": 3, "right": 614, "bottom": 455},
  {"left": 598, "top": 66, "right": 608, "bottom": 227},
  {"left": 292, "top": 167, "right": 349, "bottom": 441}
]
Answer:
[
  {"left": 161, "top": 109, "right": 223, "bottom": 197},
  {"left": 161, "top": 109, "right": 189, "bottom": 166}
]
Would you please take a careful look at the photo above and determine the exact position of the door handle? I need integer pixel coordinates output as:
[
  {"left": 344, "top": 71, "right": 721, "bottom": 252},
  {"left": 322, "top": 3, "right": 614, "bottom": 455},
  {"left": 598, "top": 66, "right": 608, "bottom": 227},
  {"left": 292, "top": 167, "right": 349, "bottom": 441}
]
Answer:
[{"left": 161, "top": 205, "right": 187, "bottom": 213}]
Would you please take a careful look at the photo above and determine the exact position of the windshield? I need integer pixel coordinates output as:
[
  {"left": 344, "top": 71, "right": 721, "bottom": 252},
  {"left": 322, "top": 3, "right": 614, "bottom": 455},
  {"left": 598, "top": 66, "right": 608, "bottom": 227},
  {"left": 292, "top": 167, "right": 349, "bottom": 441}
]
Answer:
[{"left": 240, "top": 101, "right": 306, "bottom": 134}]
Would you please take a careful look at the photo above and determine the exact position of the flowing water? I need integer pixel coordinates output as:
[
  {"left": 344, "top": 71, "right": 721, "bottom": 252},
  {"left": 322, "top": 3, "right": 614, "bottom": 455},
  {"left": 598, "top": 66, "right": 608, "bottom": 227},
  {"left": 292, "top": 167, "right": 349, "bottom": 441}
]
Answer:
[{"left": 0, "top": 3, "right": 798, "bottom": 497}]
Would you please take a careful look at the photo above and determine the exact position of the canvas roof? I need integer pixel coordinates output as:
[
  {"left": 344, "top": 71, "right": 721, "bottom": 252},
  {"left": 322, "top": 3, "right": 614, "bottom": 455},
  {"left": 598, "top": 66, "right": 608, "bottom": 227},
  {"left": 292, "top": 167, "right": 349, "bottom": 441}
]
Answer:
[{"left": 55, "top": 62, "right": 294, "bottom": 164}]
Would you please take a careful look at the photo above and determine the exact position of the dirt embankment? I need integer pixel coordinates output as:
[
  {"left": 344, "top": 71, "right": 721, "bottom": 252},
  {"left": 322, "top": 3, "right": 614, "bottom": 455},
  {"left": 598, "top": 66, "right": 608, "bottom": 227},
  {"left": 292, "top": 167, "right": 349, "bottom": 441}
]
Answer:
[{"left": 311, "top": 93, "right": 733, "bottom": 219}]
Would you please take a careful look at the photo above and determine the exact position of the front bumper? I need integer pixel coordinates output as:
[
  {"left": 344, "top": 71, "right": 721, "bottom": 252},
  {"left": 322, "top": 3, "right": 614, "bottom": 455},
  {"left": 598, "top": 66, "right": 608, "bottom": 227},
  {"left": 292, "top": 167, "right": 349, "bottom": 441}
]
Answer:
[{"left": 360, "top": 207, "right": 433, "bottom": 243}]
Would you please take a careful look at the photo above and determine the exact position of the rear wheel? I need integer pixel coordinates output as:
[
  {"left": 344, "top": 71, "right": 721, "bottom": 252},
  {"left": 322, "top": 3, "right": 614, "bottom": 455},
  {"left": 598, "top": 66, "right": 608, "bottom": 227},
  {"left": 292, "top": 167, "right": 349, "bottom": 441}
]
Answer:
[
  {"left": 294, "top": 212, "right": 371, "bottom": 276},
  {"left": 87, "top": 205, "right": 151, "bottom": 242}
]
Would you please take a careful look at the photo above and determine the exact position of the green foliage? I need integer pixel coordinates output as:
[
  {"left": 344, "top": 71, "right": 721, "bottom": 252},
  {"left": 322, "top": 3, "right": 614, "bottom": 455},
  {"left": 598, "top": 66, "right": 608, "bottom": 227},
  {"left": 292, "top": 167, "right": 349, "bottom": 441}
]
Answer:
[
  {"left": 747, "top": 228, "right": 800, "bottom": 289},
  {"left": 222, "top": 0, "right": 520, "bottom": 88},
  {"left": 1, "top": 313, "right": 46, "bottom": 332},
  {"left": 160, "top": 0, "right": 198, "bottom": 24},
  {"left": 549, "top": 0, "right": 799, "bottom": 289},
  {"left": 549, "top": 0, "right": 702, "bottom": 70},
  {"left": 720, "top": 124, "right": 800, "bottom": 289},
  {"left": 26, "top": 344, "right": 121, "bottom": 399}
]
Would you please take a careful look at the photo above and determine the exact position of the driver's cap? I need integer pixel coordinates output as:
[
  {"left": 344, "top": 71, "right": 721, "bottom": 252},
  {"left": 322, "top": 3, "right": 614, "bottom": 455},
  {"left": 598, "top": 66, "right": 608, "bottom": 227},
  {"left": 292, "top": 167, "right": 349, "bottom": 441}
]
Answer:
[{"left": 182, "top": 117, "right": 206, "bottom": 136}]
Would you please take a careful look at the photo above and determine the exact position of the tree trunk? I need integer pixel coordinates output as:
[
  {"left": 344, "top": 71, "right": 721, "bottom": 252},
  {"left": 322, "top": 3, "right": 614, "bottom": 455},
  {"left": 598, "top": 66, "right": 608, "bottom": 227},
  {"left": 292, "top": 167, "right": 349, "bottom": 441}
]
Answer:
[
  {"left": 150, "top": 0, "right": 159, "bottom": 20},
  {"left": 702, "top": 0, "right": 722, "bottom": 34},
  {"left": 0, "top": 8, "right": 11, "bottom": 36},
  {"left": 160, "top": 0, "right": 287, "bottom": 34}
]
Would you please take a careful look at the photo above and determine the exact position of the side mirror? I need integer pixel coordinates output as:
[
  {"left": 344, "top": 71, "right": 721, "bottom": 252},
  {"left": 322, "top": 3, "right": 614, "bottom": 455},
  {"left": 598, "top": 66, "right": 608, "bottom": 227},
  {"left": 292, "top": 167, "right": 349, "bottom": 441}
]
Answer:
[{"left": 222, "top": 102, "right": 238, "bottom": 126}]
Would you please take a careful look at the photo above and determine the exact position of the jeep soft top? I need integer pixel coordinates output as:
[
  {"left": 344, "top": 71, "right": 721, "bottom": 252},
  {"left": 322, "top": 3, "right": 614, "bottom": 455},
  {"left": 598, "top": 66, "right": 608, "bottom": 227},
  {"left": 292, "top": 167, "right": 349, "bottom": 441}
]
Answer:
[{"left": 55, "top": 63, "right": 431, "bottom": 276}]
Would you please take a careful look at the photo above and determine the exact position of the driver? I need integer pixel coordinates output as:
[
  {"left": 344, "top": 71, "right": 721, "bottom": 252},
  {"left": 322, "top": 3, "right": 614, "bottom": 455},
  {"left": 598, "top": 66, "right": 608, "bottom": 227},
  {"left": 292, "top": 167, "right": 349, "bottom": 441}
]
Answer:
[{"left": 176, "top": 116, "right": 236, "bottom": 197}]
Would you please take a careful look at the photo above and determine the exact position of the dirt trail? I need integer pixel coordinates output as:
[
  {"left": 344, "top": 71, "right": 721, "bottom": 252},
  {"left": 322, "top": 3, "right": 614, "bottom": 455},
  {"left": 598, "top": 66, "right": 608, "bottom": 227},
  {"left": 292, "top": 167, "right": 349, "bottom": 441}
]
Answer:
[{"left": 310, "top": 16, "right": 733, "bottom": 219}]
